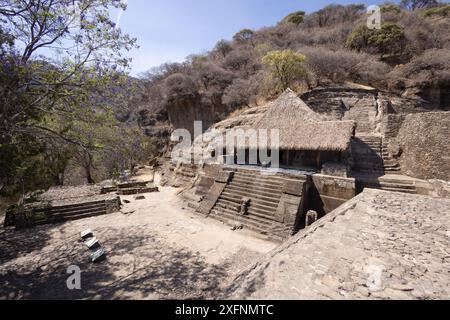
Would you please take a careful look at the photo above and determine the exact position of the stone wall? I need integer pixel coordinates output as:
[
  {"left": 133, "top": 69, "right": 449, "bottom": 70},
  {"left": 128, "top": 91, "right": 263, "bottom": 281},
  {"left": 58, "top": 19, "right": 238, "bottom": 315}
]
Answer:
[
  {"left": 302, "top": 88, "right": 381, "bottom": 134},
  {"left": 311, "top": 174, "right": 356, "bottom": 214},
  {"left": 393, "top": 112, "right": 450, "bottom": 181},
  {"left": 382, "top": 114, "right": 407, "bottom": 140}
]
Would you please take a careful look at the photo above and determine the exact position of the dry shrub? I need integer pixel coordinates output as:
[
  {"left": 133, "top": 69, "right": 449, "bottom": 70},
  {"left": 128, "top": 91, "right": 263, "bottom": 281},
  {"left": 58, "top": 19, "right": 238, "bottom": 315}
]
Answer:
[
  {"left": 298, "top": 46, "right": 391, "bottom": 86},
  {"left": 388, "top": 48, "right": 450, "bottom": 88}
]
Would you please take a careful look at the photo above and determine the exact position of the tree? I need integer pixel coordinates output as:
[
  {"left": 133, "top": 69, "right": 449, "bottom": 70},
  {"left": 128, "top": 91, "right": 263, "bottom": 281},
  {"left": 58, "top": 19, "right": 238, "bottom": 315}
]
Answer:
[
  {"left": 400, "top": 0, "right": 439, "bottom": 11},
  {"left": 0, "top": 0, "right": 137, "bottom": 194},
  {"left": 346, "top": 25, "right": 373, "bottom": 52},
  {"left": 164, "top": 73, "right": 198, "bottom": 100},
  {"left": 262, "top": 50, "right": 306, "bottom": 91},
  {"left": 283, "top": 11, "right": 306, "bottom": 25},
  {"left": 233, "top": 29, "right": 255, "bottom": 46},
  {"left": 0, "top": 0, "right": 136, "bottom": 142},
  {"left": 346, "top": 23, "right": 406, "bottom": 56},
  {"left": 368, "top": 23, "right": 406, "bottom": 56},
  {"left": 214, "top": 40, "right": 233, "bottom": 58}
]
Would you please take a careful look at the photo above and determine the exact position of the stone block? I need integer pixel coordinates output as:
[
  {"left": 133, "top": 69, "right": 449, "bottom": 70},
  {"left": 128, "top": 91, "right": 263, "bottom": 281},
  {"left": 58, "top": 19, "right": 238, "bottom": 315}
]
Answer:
[
  {"left": 321, "top": 162, "right": 349, "bottom": 178},
  {"left": 275, "top": 194, "right": 302, "bottom": 225},
  {"left": 215, "top": 171, "right": 234, "bottom": 184},
  {"left": 282, "top": 180, "right": 305, "bottom": 196},
  {"left": 105, "top": 197, "right": 121, "bottom": 214}
]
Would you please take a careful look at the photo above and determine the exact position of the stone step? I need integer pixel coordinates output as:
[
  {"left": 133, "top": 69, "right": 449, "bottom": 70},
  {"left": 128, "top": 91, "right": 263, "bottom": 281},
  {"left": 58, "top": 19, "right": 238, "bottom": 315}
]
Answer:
[
  {"left": 231, "top": 178, "right": 282, "bottom": 190},
  {"left": 223, "top": 186, "right": 281, "bottom": 203},
  {"left": 232, "top": 171, "right": 304, "bottom": 183},
  {"left": 231, "top": 177, "right": 285, "bottom": 189},
  {"left": 354, "top": 165, "right": 384, "bottom": 170},
  {"left": 384, "top": 162, "right": 400, "bottom": 167},
  {"left": 216, "top": 201, "right": 277, "bottom": 222},
  {"left": 354, "top": 157, "right": 383, "bottom": 163},
  {"left": 34, "top": 210, "right": 107, "bottom": 225},
  {"left": 379, "top": 187, "right": 417, "bottom": 194},
  {"left": 210, "top": 209, "right": 272, "bottom": 232},
  {"left": 53, "top": 208, "right": 107, "bottom": 219},
  {"left": 45, "top": 202, "right": 106, "bottom": 214},
  {"left": 366, "top": 181, "right": 416, "bottom": 189},
  {"left": 220, "top": 192, "right": 279, "bottom": 210},
  {"left": 226, "top": 184, "right": 282, "bottom": 199},
  {"left": 210, "top": 210, "right": 284, "bottom": 242},
  {"left": 355, "top": 169, "right": 385, "bottom": 174},
  {"left": 212, "top": 206, "right": 274, "bottom": 227},
  {"left": 50, "top": 204, "right": 107, "bottom": 217},
  {"left": 233, "top": 174, "right": 290, "bottom": 185},
  {"left": 34, "top": 199, "right": 106, "bottom": 212},
  {"left": 222, "top": 189, "right": 280, "bottom": 205},
  {"left": 216, "top": 198, "right": 278, "bottom": 218}
]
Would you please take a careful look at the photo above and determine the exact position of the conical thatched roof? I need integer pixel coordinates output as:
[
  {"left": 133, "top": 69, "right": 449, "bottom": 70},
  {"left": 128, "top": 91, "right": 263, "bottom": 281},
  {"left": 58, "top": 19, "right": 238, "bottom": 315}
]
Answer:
[
  {"left": 255, "top": 89, "right": 324, "bottom": 128},
  {"left": 250, "top": 89, "right": 355, "bottom": 152}
]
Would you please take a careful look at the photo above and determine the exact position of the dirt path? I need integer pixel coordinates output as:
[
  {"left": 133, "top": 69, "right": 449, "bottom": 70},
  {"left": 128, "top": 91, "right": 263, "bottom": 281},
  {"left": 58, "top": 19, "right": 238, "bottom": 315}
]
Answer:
[{"left": 0, "top": 187, "right": 276, "bottom": 300}]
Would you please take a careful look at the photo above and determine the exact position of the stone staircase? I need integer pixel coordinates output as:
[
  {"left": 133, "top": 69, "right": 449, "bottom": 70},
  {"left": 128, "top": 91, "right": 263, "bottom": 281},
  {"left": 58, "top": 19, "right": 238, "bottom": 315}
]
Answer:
[
  {"left": 209, "top": 168, "right": 306, "bottom": 242},
  {"left": 358, "top": 177, "right": 417, "bottom": 195},
  {"left": 32, "top": 200, "right": 108, "bottom": 225},
  {"left": 382, "top": 141, "right": 401, "bottom": 173},
  {"left": 169, "top": 163, "right": 198, "bottom": 185},
  {"left": 352, "top": 135, "right": 384, "bottom": 174}
]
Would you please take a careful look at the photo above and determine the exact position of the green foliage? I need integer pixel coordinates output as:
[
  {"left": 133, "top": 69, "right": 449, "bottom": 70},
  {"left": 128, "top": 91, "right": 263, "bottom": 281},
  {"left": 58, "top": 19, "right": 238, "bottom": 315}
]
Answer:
[
  {"left": 368, "top": 23, "right": 406, "bottom": 55},
  {"left": 346, "top": 25, "right": 373, "bottom": 51},
  {"left": 346, "top": 23, "right": 406, "bottom": 56},
  {"left": 262, "top": 50, "right": 306, "bottom": 91},
  {"left": 0, "top": 0, "right": 139, "bottom": 195},
  {"left": 284, "top": 11, "right": 306, "bottom": 25},
  {"left": 381, "top": 3, "right": 402, "bottom": 14},
  {"left": 423, "top": 4, "right": 450, "bottom": 17},
  {"left": 400, "top": 0, "right": 439, "bottom": 11},
  {"left": 214, "top": 40, "right": 233, "bottom": 57},
  {"left": 233, "top": 29, "right": 255, "bottom": 44}
]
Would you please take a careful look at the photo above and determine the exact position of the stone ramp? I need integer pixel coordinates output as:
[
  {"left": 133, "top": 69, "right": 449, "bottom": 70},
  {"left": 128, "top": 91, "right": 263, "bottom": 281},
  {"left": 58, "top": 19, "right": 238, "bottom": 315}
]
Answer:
[
  {"left": 201, "top": 167, "right": 309, "bottom": 242},
  {"left": 224, "top": 189, "right": 450, "bottom": 300}
]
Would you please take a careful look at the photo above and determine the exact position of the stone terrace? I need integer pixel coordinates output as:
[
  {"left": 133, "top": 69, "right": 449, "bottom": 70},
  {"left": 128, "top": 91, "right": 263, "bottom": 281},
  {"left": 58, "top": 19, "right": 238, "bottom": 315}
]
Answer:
[{"left": 224, "top": 189, "right": 450, "bottom": 300}]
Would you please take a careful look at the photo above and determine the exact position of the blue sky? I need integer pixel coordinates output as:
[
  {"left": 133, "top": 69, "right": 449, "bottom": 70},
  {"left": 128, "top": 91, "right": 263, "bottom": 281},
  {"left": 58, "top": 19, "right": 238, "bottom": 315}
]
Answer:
[{"left": 114, "top": 0, "right": 395, "bottom": 76}]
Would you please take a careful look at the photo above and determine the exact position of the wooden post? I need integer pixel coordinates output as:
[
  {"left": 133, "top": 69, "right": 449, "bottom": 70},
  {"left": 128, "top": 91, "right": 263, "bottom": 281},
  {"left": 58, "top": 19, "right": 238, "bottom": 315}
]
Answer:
[{"left": 316, "top": 151, "right": 322, "bottom": 170}]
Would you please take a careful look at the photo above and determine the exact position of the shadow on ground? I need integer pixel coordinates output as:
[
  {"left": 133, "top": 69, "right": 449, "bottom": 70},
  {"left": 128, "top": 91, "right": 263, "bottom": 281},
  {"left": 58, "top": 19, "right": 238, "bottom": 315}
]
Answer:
[{"left": 0, "top": 225, "right": 228, "bottom": 300}]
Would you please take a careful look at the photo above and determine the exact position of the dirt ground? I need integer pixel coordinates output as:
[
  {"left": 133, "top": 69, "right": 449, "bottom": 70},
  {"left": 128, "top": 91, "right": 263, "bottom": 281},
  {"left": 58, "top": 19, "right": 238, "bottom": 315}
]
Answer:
[{"left": 0, "top": 187, "right": 276, "bottom": 300}]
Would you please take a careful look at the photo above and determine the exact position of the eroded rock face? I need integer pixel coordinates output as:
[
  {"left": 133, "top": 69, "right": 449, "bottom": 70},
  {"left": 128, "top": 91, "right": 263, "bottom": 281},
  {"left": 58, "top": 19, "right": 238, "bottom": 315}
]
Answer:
[
  {"left": 165, "top": 94, "right": 236, "bottom": 139},
  {"left": 393, "top": 112, "right": 450, "bottom": 181},
  {"left": 301, "top": 87, "right": 425, "bottom": 134}
]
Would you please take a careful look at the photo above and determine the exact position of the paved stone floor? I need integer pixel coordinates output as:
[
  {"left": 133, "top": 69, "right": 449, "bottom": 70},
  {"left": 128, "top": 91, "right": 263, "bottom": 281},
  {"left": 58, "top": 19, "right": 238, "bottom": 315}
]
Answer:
[{"left": 224, "top": 189, "right": 450, "bottom": 300}]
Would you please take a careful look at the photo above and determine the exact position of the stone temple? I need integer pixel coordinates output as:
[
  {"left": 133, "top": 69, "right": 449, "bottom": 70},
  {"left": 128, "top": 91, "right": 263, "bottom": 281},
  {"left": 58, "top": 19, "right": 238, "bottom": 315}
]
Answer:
[{"left": 164, "top": 86, "right": 450, "bottom": 242}]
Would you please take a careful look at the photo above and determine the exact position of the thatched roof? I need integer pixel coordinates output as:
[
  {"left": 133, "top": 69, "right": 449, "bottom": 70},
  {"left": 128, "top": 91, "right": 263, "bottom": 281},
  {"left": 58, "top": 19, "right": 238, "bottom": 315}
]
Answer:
[
  {"left": 255, "top": 88, "right": 325, "bottom": 128},
  {"left": 248, "top": 89, "right": 356, "bottom": 152}
]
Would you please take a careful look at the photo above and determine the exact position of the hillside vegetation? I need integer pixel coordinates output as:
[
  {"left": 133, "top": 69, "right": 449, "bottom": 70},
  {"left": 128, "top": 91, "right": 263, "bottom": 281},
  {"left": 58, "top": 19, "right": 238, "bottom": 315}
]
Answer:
[
  {"left": 137, "top": 1, "right": 450, "bottom": 129},
  {"left": 1, "top": 1, "right": 449, "bottom": 197}
]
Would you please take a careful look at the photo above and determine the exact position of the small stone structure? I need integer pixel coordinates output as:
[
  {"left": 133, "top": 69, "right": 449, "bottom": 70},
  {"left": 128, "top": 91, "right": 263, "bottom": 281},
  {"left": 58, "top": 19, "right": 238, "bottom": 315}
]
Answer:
[
  {"left": 196, "top": 166, "right": 313, "bottom": 241},
  {"left": 101, "top": 180, "right": 158, "bottom": 195},
  {"left": 13, "top": 186, "right": 121, "bottom": 229}
]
